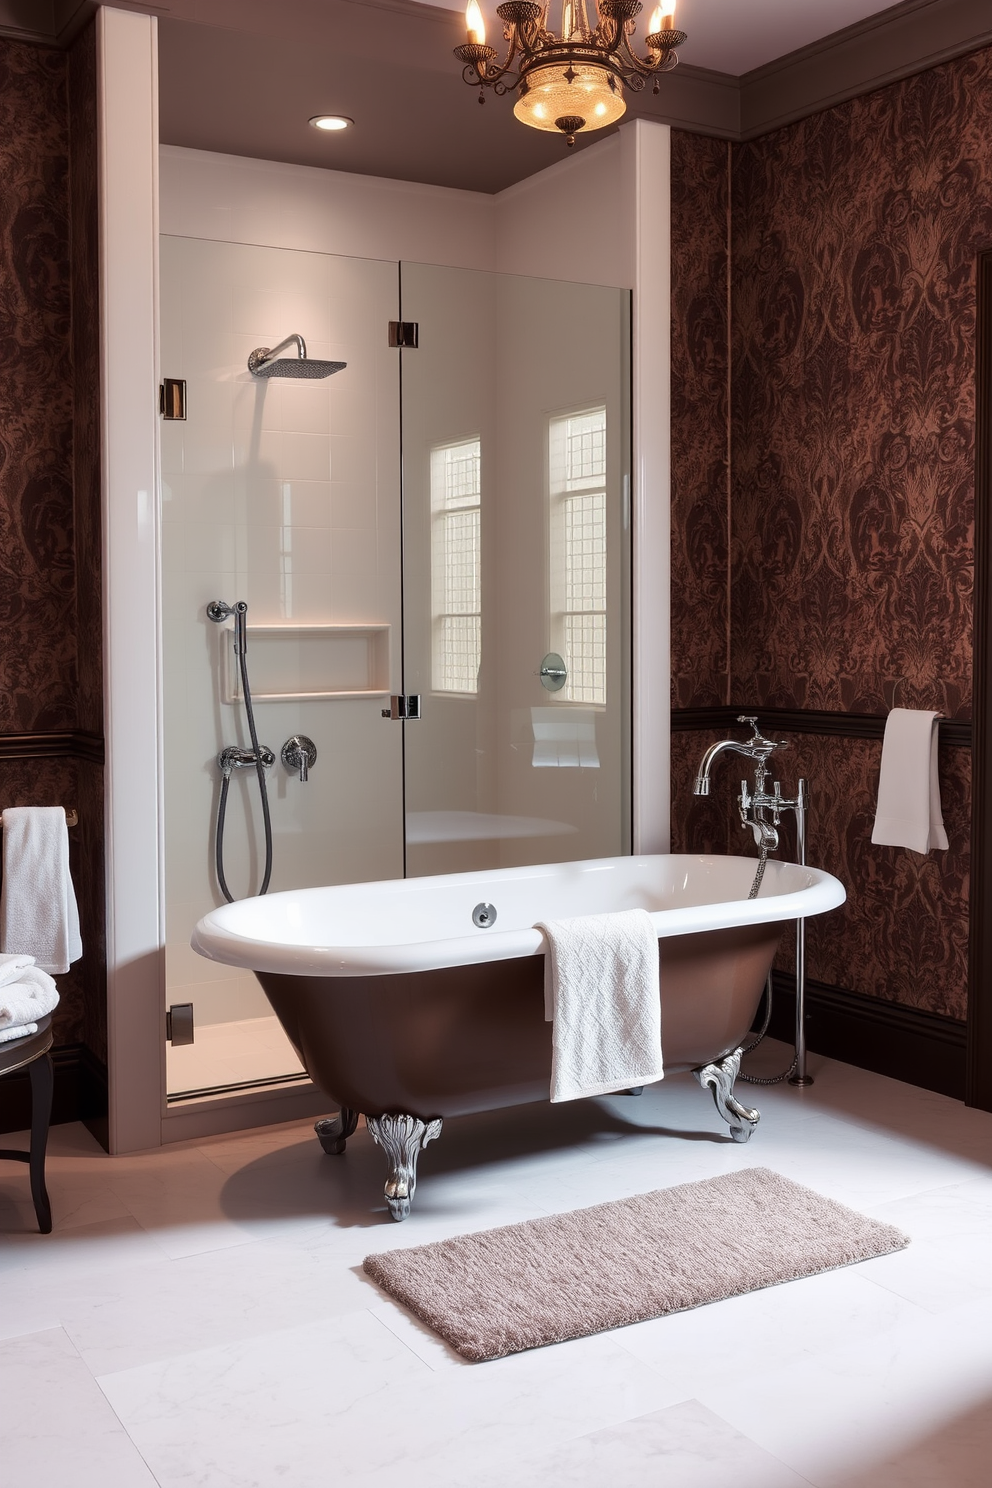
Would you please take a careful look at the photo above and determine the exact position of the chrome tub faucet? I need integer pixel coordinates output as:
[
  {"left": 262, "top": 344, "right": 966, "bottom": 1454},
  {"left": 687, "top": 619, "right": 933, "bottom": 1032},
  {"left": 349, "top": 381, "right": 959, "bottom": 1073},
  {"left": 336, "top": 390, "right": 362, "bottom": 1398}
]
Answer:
[{"left": 693, "top": 716, "right": 793, "bottom": 851}]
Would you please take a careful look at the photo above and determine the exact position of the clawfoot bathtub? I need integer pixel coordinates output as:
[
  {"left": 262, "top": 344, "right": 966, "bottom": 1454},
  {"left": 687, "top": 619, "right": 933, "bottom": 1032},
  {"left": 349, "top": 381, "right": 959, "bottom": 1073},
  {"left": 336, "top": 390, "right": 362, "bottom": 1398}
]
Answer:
[{"left": 192, "top": 853, "right": 845, "bottom": 1219}]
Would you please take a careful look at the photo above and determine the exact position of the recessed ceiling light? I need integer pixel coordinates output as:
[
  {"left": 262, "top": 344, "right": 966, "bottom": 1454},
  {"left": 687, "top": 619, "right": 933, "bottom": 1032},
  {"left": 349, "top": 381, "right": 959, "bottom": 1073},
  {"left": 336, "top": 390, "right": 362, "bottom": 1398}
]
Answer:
[{"left": 309, "top": 115, "right": 353, "bottom": 132}]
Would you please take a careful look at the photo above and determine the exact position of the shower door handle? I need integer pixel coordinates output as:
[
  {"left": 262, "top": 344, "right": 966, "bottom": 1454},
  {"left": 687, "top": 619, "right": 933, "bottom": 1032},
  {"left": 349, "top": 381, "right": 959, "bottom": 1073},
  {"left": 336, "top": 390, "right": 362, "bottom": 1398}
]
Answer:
[{"left": 381, "top": 695, "right": 422, "bottom": 720}]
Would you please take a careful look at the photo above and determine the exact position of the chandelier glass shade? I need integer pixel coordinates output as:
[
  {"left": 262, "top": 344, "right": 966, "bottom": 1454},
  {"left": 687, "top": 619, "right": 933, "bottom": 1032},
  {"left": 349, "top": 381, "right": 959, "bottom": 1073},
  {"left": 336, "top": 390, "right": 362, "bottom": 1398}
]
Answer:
[{"left": 454, "top": 0, "right": 687, "bottom": 146}]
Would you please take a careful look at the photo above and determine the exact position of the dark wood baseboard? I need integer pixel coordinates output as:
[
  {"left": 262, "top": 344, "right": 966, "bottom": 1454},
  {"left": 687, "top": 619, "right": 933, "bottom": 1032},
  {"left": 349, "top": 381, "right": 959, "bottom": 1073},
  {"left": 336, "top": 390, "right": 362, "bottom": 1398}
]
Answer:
[
  {"left": 0, "top": 1042, "right": 109, "bottom": 1142},
  {"left": 672, "top": 705, "right": 971, "bottom": 748},
  {"left": 761, "top": 971, "right": 967, "bottom": 1099}
]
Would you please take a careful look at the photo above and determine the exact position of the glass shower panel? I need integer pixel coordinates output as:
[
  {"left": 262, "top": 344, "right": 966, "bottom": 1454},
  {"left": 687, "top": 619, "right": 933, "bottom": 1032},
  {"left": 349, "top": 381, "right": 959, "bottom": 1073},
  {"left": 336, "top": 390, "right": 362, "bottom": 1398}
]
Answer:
[
  {"left": 400, "top": 264, "right": 631, "bottom": 877},
  {"left": 160, "top": 237, "right": 403, "bottom": 1100}
]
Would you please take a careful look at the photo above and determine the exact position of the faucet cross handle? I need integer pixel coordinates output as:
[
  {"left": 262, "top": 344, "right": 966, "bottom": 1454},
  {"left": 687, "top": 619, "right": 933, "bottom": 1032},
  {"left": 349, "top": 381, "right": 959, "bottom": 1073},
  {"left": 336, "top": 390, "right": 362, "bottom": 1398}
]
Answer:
[{"left": 737, "top": 715, "right": 789, "bottom": 755}]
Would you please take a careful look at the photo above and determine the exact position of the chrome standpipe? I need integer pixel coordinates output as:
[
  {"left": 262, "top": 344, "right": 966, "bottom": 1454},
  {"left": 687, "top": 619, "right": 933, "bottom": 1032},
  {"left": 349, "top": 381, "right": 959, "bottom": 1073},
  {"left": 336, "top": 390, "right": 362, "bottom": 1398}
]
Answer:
[
  {"left": 693, "top": 717, "right": 813, "bottom": 1087},
  {"left": 790, "top": 779, "right": 812, "bottom": 1087}
]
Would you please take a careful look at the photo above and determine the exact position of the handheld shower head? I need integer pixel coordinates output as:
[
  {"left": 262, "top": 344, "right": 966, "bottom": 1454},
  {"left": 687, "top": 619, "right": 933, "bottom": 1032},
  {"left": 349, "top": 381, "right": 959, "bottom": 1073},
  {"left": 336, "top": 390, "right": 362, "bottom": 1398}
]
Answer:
[{"left": 248, "top": 334, "right": 346, "bottom": 380}]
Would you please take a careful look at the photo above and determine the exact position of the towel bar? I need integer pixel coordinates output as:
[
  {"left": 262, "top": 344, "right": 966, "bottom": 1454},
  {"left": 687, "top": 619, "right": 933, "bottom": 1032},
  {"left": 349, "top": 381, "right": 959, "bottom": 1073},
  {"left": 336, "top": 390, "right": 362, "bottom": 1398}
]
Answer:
[{"left": 0, "top": 807, "right": 77, "bottom": 828}]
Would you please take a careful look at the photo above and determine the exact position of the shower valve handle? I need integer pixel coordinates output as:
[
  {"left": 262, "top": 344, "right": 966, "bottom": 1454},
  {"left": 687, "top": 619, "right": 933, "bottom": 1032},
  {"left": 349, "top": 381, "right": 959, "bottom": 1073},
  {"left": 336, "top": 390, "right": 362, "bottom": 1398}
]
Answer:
[{"left": 282, "top": 735, "right": 317, "bottom": 782}]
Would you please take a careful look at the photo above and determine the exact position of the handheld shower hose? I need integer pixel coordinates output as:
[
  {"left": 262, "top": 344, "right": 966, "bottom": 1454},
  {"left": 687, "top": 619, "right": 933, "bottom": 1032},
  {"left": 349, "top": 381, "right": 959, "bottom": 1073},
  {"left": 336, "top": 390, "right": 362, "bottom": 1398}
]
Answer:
[{"left": 210, "top": 600, "right": 273, "bottom": 902}]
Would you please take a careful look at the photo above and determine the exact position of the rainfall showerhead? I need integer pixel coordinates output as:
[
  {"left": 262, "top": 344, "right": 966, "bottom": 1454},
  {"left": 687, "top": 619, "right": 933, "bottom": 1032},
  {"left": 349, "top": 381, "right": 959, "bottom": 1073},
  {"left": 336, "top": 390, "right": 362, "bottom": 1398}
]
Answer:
[{"left": 248, "top": 334, "right": 346, "bottom": 380}]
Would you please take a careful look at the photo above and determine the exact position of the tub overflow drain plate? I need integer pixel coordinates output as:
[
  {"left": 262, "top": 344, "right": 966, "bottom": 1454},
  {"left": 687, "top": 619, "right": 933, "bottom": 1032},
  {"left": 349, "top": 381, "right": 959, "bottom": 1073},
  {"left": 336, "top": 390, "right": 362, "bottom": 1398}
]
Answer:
[{"left": 472, "top": 902, "right": 497, "bottom": 928}]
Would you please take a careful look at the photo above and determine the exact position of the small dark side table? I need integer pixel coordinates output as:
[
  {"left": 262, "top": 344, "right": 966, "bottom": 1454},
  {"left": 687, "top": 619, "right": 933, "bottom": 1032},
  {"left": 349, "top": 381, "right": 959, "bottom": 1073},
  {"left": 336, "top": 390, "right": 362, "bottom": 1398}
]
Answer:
[{"left": 0, "top": 1012, "right": 54, "bottom": 1233}]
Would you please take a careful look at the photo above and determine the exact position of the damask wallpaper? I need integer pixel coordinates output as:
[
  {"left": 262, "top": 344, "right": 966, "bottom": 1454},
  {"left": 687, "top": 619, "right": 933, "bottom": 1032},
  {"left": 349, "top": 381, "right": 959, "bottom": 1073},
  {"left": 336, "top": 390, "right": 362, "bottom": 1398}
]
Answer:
[
  {"left": 671, "top": 131, "right": 731, "bottom": 710},
  {"left": 731, "top": 50, "right": 990, "bottom": 718},
  {"left": 0, "top": 40, "right": 76, "bottom": 733},
  {"left": 0, "top": 31, "right": 103, "bottom": 1062},
  {"left": 670, "top": 45, "right": 992, "bottom": 1022}
]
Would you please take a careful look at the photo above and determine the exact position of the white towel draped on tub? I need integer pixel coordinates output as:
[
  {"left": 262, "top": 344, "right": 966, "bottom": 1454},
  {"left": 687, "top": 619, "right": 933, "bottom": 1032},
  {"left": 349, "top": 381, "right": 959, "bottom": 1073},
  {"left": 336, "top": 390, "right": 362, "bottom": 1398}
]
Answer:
[
  {"left": 0, "top": 952, "right": 59, "bottom": 1043},
  {"left": 0, "top": 806, "right": 82, "bottom": 974},
  {"left": 871, "top": 708, "right": 948, "bottom": 855},
  {"left": 538, "top": 908, "right": 663, "bottom": 1103}
]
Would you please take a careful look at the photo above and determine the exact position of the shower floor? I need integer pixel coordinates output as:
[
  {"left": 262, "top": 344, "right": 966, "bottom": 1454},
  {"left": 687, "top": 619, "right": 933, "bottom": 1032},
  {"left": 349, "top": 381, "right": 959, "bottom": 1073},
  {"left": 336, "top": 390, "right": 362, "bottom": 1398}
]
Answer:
[{"left": 166, "top": 1014, "right": 306, "bottom": 1100}]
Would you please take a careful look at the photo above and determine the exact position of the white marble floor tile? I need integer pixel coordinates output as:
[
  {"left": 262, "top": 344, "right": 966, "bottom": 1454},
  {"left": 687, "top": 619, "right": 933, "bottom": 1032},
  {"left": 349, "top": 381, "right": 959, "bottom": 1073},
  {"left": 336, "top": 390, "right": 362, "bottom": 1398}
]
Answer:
[
  {"left": 0, "top": 1327, "right": 159, "bottom": 1487},
  {"left": 50, "top": 1238, "right": 378, "bottom": 1375},
  {"left": 821, "top": 1391, "right": 992, "bottom": 1488},
  {"left": 616, "top": 1265, "right": 927, "bottom": 1393},
  {"left": 104, "top": 1309, "right": 676, "bottom": 1488},
  {"left": 0, "top": 1214, "right": 171, "bottom": 1285},
  {"left": 695, "top": 1292, "right": 992, "bottom": 1485},
  {"left": 463, "top": 1397, "right": 815, "bottom": 1488},
  {"left": 854, "top": 1176, "right": 992, "bottom": 1314}
]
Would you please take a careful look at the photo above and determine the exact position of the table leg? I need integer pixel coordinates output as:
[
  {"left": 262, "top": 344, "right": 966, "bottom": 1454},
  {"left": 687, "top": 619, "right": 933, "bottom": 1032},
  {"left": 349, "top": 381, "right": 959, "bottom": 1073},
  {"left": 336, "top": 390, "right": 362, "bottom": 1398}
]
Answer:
[{"left": 28, "top": 1053, "right": 53, "bottom": 1234}]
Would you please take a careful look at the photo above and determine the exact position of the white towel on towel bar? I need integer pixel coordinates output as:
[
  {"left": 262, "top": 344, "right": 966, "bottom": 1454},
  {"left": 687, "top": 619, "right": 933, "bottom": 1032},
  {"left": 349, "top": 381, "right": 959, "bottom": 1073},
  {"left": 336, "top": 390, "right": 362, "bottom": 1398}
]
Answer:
[
  {"left": 871, "top": 708, "right": 949, "bottom": 854},
  {"left": 0, "top": 807, "right": 82, "bottom": 974},
  {"left": 538, "top": 909, "right": 663, "bottom": 1104},
  {"left": 0, "top": 952, "right": 59, "bottom": 1037}
]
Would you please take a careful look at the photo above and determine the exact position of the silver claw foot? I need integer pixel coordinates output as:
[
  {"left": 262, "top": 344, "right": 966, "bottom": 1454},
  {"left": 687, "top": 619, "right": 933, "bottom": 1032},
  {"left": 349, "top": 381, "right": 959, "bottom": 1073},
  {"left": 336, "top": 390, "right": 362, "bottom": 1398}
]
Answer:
[
  {"left": 693, "top": 1048, "right": 760, "bottom": 1143},
  {"left": 315, "top": 1107, "right": 359, "bottom": 1156},
  {"left": 366, "top": 1113, "right": 443, "bottom": 1221}
]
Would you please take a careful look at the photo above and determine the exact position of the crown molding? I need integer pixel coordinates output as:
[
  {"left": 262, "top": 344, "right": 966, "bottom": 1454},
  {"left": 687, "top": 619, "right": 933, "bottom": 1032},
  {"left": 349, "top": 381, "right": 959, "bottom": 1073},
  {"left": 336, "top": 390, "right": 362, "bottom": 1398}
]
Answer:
[{"left": 739, "top": 0, "right": 992, "bottom": 140}]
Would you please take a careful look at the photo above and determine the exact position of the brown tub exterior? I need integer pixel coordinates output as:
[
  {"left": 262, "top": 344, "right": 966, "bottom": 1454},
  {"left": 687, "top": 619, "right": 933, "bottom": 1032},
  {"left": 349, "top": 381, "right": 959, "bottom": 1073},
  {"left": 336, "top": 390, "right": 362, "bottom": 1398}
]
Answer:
[{"left": 256, "top": 920, "right": 784, "bottom": 1122}]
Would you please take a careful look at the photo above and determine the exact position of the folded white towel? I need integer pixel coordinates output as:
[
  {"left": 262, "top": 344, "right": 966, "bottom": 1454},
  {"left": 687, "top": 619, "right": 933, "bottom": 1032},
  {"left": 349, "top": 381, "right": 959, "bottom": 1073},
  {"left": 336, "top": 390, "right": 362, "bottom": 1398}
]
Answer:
[
  {"left": 538, "top": 908, "right": 663, "bottom": 1104},
  {"left": 871, "top": 708, "right": 949, "bottom": 854},
  {"left": 0, "top": 1022, "right": 39, "bottom": 1044},
  {"left": 0, "top": 806, "right": 82, "bottom": 974},
  {"left": 0, "top": 953, "right": 59, "bottom": 1029}
]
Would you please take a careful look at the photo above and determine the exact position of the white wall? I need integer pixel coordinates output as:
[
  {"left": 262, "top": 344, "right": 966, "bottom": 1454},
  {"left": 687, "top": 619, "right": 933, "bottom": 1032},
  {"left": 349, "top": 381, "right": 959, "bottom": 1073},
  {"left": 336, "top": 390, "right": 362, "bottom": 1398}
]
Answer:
[
  {"left": 494, "top": 132, "right": 631, "bottom": 288},
  {"left": 159, "top": 145, "right": 497, "bottom": 268}
]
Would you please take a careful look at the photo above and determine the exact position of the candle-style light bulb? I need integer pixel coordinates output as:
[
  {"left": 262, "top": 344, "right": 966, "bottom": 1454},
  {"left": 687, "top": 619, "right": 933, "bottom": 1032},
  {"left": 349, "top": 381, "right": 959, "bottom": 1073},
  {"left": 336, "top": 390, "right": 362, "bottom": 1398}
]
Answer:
[
  {"left": 466, "top": 0, "right": 486, "bottom": 45},
  {"left": 648, "top": 5, "right": 664, "bottom": 32},
  {"left": 661, "top": 1, "right": 676, "bottom": 30}
]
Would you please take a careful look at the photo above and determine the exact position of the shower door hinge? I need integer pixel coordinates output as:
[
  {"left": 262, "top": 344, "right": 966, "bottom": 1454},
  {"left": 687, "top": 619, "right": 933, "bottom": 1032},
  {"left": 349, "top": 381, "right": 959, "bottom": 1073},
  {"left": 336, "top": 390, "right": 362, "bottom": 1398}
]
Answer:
[
  {"left": 388, "top": 321, "right": 419, "bottom": 349},
  {"left": 160, "top": 378, "right": 187, "bottom": 420},
  {"left": 166, "top": 1003, "right": 195, "bottom": 1046},
  {"left": 381, "top": 694, "right": 422, "bottom": 720}
]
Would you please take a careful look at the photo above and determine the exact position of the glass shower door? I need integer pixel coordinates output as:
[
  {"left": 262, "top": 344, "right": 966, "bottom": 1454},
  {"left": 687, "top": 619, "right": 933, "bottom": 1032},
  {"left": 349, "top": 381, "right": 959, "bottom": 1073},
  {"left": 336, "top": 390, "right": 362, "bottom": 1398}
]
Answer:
[
  {"left": 399, "top": 263, "right": 631, "bottom": 877},
  {"left": 160, "top": 237, "right": 404, "bottom": 1100}
]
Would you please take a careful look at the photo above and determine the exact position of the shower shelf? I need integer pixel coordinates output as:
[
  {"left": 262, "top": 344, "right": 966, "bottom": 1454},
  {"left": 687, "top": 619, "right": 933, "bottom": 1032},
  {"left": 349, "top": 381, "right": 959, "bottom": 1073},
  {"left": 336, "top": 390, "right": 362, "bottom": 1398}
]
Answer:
[{"left": 222, "top": 623, "right": 390, "bottom": 703}]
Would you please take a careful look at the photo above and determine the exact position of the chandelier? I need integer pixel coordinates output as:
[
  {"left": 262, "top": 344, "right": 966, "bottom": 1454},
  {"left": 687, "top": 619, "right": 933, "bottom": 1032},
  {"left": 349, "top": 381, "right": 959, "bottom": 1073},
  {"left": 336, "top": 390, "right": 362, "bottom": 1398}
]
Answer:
[{"left": 454, "top": 0, "right": 687, "bottom": 147}]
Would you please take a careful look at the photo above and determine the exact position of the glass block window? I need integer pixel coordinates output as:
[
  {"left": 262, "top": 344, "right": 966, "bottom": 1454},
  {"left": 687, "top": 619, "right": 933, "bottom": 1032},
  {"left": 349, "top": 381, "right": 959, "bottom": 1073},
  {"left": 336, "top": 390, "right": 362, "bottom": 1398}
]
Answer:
[
  {"left": 431, "top": 437, "right": 481, "bottom": 694},
  {"left": 549, "top": 407, "right": 607, "bottom": 705}
]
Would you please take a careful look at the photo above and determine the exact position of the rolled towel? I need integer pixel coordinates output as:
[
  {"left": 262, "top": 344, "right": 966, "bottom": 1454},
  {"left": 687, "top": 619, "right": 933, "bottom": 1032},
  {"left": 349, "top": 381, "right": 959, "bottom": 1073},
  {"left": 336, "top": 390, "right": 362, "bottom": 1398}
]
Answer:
[
  {"left": 539, "top": 908, "right": 663, "bottom": 1104},
  {"left": 0, "top": 952, "right": 59, "bottom": 1030},
  {"left": 0, "top": 806, "right": 82, "bottom": 974},
  {"left": 871, "top": 708, "right": 948, "bottom": 854},
  {"left": 0, "top": 1022, "right": 39, "bottom": 1045}
]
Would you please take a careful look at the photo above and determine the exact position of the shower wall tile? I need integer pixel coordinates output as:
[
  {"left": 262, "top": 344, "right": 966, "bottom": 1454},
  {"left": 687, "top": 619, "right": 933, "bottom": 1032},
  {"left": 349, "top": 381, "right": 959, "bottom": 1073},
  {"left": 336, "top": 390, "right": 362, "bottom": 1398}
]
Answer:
[{"left": 281, "top": 432, "right": 331, "bottom": 483}]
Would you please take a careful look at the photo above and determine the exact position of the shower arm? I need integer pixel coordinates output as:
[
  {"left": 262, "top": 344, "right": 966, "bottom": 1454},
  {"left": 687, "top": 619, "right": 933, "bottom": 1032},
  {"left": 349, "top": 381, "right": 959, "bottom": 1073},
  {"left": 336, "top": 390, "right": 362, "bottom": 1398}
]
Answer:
[{"left": 248, "top": 334, "right": 306, "bottom": 373}]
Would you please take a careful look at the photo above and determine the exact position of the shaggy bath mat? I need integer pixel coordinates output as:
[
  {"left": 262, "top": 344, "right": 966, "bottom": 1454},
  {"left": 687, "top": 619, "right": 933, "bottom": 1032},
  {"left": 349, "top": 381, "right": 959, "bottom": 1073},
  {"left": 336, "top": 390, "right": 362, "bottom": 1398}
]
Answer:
[{"left": 363, "top": 1167, "right": 908, "bottom": 1362}]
